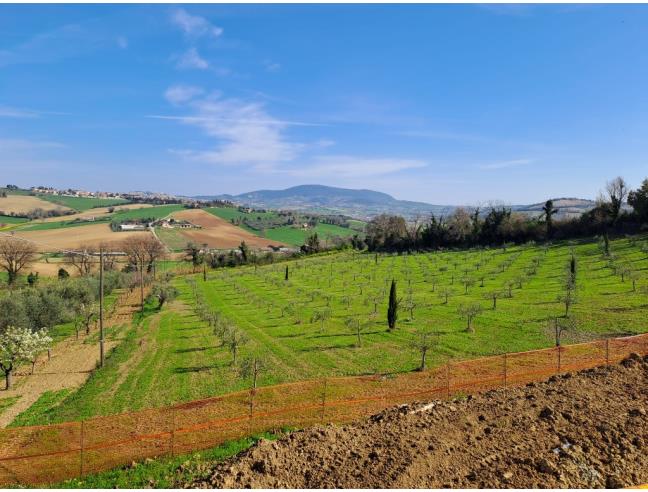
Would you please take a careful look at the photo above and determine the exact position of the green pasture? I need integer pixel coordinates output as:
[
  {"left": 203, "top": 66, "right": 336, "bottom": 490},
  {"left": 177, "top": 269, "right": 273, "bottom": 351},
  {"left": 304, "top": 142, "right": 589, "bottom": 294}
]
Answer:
[
  {"left": 0, "top": 215, "right": 28, "bottom": 224},
  {"left": 37, "top": 195, "right": 130, "bottom": 212},
  {"left": 19, "top": 235, "right": 648, "bottom": 425}
]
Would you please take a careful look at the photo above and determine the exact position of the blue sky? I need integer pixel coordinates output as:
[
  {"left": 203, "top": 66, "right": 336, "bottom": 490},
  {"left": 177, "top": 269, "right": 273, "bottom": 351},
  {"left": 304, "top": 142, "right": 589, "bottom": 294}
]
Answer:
[{"left": 2, "top": 4, "right": 648, "bottom": 205}]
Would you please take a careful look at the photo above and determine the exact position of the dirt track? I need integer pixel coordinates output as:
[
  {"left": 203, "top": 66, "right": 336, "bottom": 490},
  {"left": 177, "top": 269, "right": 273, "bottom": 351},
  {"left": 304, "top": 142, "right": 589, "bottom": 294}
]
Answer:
[
  {"left": 0, "top": 288, "right": 143, "bottom": 428},
  {"left": 171, "top": 209, "right": 284, "bottom": 249},
  {"left": 194, "top": 356, "right": 648, "bottom": 489}
]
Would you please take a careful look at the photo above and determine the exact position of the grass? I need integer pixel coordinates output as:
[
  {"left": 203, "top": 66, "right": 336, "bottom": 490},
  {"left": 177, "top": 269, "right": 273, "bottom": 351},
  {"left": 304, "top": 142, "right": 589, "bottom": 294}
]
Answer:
[
  {"left": 37, "top": 195, "right": 129, "bottom": 212},
  {"left": 14, "top": 218, "right": 111, "bottom": 231},
  {"left": 206, "top": 207, "right": 362, "bottom": 246},
  {"left": 51, "top": 431, "right": 282, "bottom": 488},
  {"left": 263, "top": 223, "right": 359, "bottom": 246},
  {"left": 20, "top": 235, "right": 648, "bottom": 426},
  {"left": 0, "top": 215, "right": 28, "bottom": 224},
  {"left": 0, "top": 396, "right": 19, "bottom": 416},
  {"left": 111, "top": 204, "right": 186, "bottom": 221},
  {"left": 8, "top": 389, "right": 73, "bottom": 427},
  {"left": 155, "top": 227, "right": 189, "bottom": 251}
]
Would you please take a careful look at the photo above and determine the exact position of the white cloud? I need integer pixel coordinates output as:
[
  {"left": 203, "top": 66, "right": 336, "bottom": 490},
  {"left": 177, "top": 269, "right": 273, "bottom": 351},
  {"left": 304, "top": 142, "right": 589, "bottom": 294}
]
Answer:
[
  {"left": 171, "top": 8, "right": 223, "bottom": 38},
  {"left": 284, "top": 155, "right": 426, "bottom": 179},
  {"left": 0, "top": 106, "right": 40, "bottom": 118},
  {"left": 263, "top": 59, "right": 281, "bottom": 72},
  {"left": 176, "top": 47, "right": 208, "bottom": 70},
  {"left": 479, "top": 158, "right": 534, "bottom": 170},
  {"left": 164, "top": 85, "right": 204, "bottom": 105},
  {"left": 116, "top": 36, "right": 128, "bottom": 49},
  {"left": 161, "top": 92, "right": 302, "bottom": 166}
]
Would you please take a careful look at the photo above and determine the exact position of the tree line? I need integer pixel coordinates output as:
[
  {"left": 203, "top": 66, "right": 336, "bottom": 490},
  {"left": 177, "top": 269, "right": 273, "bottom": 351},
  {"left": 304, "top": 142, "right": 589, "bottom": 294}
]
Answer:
[{"left": 364, "top": 177, "right": 648, "bottom": 252}]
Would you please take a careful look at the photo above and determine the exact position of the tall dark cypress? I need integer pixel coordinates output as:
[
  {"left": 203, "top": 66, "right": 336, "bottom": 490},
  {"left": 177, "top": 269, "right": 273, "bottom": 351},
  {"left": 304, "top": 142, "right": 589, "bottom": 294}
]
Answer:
[
  {"left": 387, "top": 279, "right": 398, "bottom": 331},
  {"left": 285, "top": 265, "right": 289, "bottom": 281}
]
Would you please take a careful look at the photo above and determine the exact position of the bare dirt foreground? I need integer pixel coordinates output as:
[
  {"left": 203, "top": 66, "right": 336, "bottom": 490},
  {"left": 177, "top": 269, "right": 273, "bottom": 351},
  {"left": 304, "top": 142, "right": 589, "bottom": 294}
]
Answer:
[{"left": 194, "top": 356, "right": 648, "bottom": 489}]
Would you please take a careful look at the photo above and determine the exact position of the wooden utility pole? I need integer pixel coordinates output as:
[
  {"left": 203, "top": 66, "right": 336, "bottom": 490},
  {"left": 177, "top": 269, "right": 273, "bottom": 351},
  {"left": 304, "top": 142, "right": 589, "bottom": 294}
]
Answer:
[
  {"left": 99, "top": 248, "right": 105, "bottom": 368},
  {"left": 140, "top": 258, "right": 145, "bottom": 312}
]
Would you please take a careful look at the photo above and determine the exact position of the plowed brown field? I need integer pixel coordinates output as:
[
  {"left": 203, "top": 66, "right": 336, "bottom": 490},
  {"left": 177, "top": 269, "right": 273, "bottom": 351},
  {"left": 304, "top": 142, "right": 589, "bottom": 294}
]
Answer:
[
  {"left": 0, "top": 195, "right": 70, "bottom": 215},
  {"left": 170, "top": 209, "right": 285, "bottom": 249},
  {"left": 11, "top": 223, "right": 152, "bottom": 252}
]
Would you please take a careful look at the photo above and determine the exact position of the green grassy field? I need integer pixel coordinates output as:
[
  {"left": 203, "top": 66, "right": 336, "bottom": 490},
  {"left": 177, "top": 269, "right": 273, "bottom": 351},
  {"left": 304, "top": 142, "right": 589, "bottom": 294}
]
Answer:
[
  {"left": 206, "top": 206, "right": 362, "bottom": 246},
  {"left": 155, "top": 227, "right": 188, "bottom": 251},
  {"left": 263, "top": 223, "right": 359, "bottom": 245},
  {"left": 0, "top": 215, "right": 29, "bottom": 224},
  {"left": 111, "top": 204, "right": 186, "bottom": 221},
  {"left": 52, "top": 432, "right": 282, "bottom": 488},
  {"left": 15, "top": 235, "right": 648, "bottom": 426},
  {"left": 14, "top": 218, "right": 111, "bottom": 231},
  {"left": 37, "top": 195, "right": 130, "bottom": 211}
]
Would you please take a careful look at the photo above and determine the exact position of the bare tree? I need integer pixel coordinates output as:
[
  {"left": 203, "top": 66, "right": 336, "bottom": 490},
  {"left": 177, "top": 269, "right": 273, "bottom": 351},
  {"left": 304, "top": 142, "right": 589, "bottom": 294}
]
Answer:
[
  {"left": 64, "top": 244, "right": 96, "bottom": 276},
  {"left": 438, "top": 286, "right": 454, "bottom": 305},
  {"left": 409, "top": 330, "right": 439, "bottom": 371},
  {"left": 225, "top": 328, "right": 247, "bottom": 365},
  {"left": 550, "top": 317, "right": 576, "bottom": 347},
  {"left": 239, "top": 356, "right": 266, "bottom": 390},
  {"left": 604, "top": 176, "right": 629, "bottom": 226},
  {"left": 0, "top": 236, "right": 37, "bottom": 285},
  {"left": 311, "top": 308, "right": 332, "bottom": 332},
  {"left": 345, "top": 317, "right": 364, "bottom": 347},
  {"left": 484, "top": 290, "right": 503, "bottom": 310},
  {"left": 457, "top": 303, "right": 483, "bottom": 333},
  {"left": 557, "top": 287, "right": 576, "bottom": 316},
  {"left": 461, "top": 277, "right": 476, "bottom": 294}
]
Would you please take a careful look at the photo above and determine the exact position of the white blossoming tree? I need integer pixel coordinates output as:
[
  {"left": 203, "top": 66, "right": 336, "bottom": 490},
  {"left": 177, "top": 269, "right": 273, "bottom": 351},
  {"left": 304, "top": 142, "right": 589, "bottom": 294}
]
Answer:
[{"left": 0, "top": 327, "right": 51, "bottom": 390}]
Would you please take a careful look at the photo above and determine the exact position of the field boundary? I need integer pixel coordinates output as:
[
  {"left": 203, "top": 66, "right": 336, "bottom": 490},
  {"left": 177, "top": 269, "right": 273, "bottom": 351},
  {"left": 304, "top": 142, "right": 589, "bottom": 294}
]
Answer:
[{"left": 0, "top": 332, "right": 646, "bottom": 486}]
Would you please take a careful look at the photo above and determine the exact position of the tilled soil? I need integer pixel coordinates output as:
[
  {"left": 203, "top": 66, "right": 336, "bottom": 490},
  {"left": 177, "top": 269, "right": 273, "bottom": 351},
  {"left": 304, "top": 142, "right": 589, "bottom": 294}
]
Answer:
[{"left": 192, "top": 355, "right": 648, "bottom": 489}]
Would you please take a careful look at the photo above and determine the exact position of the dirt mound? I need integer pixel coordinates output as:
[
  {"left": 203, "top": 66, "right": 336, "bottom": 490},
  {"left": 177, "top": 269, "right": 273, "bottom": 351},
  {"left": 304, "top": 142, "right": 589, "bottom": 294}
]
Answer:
[{"left": 193, "top": 356, "right": 648, "bottom": 488}]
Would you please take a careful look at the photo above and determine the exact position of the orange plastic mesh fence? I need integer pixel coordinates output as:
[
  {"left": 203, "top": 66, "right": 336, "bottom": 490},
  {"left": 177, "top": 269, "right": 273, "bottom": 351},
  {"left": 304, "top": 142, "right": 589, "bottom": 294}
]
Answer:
[{"left": 0, "top": 333, "right": 646, "bottom": 487}]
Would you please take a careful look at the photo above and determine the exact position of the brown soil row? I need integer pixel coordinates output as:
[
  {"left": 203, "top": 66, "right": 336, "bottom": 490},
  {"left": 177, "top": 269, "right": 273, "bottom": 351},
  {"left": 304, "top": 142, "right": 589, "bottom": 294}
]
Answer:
[{"left": 193, "top": 355, "right": 648, "bottom": 489}]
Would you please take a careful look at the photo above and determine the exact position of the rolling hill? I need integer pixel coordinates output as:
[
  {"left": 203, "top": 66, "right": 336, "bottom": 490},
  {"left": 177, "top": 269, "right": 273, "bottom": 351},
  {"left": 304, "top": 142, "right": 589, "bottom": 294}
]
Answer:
[
  {"left": 200, "top": 185, "right": 454, "bottom": 220},
  {"left": 198, "top": 185, "right": 600, "bottom": 220}
]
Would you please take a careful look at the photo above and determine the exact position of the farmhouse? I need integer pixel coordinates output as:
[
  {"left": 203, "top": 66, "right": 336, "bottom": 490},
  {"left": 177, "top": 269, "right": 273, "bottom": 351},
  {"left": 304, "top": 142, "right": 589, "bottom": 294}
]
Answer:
[{"left": 154, "top": 218, "right": 201, "bottom": 229}]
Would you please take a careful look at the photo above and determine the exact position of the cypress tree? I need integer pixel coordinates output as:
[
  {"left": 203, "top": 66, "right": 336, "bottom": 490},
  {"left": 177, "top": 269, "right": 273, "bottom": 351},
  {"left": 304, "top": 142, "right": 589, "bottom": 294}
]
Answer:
[
  {"left": 387, "top": 279, "right": 398, "bottom": 331},
  {"left": 285, "top": 265, "right": 289, "bottom": 281}
]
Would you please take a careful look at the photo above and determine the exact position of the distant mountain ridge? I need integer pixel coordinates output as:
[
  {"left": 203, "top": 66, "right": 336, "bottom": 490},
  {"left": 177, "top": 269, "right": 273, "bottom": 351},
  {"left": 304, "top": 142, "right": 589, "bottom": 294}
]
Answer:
[
  {"left": 195, "top": 185, "right": 597, "bottom": 220},
  {"left": 198, "top": 184, "right": 454, "bottom": 220}
]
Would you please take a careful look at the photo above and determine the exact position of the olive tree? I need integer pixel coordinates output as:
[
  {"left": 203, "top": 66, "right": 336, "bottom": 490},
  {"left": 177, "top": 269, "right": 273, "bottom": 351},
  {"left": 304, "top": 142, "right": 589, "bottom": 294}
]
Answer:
[
  {"left": 457, "top": 303, "right": 484, "bottom": 333},
  {"left": 409, "top": 330, "right": 439, "bottom": 371}
]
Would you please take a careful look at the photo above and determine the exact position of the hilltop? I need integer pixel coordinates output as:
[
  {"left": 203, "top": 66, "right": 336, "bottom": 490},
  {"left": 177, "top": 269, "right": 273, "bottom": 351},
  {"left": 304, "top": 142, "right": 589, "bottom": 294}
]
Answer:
[{"left": 198, "top": 185, "right": 598, "bottom": 220}]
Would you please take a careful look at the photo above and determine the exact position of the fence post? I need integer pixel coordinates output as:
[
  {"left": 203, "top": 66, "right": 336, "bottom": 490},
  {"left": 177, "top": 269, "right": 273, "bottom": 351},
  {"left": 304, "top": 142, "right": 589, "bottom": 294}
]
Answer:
[
  {"left": 170, "top": 407, "right": 176, "bottom": 457},
  {"left": 605, "top": 338, "right": 610, "bottom": 367},
  {"left": 503, "top": 353, "right": 507, "bottom": 389},
  {"left": 79, "top": 420, "right": 85, "bottom": 479},
  {"left": 320, "top": 378, "right": 327, "bottom": 424},
  {"left": 248, "top": 388, "right": 255, "bottom": 435}
]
